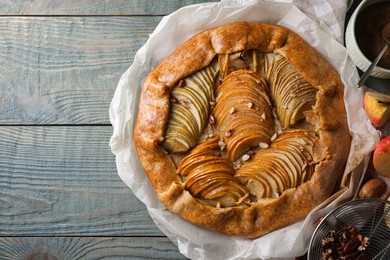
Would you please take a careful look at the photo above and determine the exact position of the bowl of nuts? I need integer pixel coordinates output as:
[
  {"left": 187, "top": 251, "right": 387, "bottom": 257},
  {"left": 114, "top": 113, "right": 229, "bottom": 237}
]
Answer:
[{"left": 308, "top": 198, "right": 390, "bottom": 259}]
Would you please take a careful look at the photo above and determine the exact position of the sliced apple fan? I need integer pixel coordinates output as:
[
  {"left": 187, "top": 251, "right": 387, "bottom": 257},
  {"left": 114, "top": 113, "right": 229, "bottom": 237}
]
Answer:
[{"left": 163, "top": 50, "right": 319, "bottom": 207}]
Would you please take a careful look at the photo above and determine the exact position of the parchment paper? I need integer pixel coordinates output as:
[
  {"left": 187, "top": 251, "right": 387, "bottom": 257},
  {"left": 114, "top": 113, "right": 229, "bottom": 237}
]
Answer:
[{"left": 109, "top": 1, "right": 380, "bottom": 259}]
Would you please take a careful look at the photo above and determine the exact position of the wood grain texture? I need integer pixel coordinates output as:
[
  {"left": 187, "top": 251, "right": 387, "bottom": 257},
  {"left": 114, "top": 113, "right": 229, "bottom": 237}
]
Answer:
[
  {"left": 0, "top": 16, "right": 160, "bottom": 124},
  {"left": 0, "top": 0, "right": 215, "bottom": 16},
  {"left": 0, "top": 237, "right": 187, "bottom": 259},
  {"left": 0, "top": 1, "right": 223, "bottom": 257},
  {"left": 0, "top": 126, "right": 163, "bottom": 237}
]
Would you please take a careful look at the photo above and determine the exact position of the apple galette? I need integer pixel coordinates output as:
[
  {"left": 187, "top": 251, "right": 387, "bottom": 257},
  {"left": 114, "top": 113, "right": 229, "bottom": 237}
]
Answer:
[{"left": 134, "top": 22, "right": 351, "bottom": 238}]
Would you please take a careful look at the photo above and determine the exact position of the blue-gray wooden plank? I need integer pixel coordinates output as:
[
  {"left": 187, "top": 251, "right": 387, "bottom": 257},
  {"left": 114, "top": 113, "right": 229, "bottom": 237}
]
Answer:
[
  {"left": 0, "top": 237, "right": 187, "bottom": 259},
  {"left": 0, "top": 0, "right": 215, "bottom": 15},
  {"left": 0, "top": 126, "right": 162, "bottom": 237},
  {"left": 0, "top": 1, "right": 215, "bottom": 258},
  {"left": 0, "top": 16, "right": 161, "bottom": 125}
]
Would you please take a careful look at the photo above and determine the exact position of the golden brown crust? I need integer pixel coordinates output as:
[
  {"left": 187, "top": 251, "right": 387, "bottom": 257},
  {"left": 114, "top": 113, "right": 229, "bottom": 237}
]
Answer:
[{"left": 134, "top": 22, "right": 351, "bottom": 238}]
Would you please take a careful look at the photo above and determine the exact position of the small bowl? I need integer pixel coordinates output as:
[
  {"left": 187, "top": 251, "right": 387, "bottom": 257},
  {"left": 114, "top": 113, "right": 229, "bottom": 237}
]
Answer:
[
  {"left": 345, "top": 0, "right": 390, "bottom": 79},
  {"left": 307, "top": 198, "right": 390, "bottom": 259}
]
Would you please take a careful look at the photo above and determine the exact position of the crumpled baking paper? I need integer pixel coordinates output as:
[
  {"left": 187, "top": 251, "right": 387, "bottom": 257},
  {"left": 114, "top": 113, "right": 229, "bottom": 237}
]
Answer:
[{"left": 109, "top": 0, "right": 380, "bottom": 259}]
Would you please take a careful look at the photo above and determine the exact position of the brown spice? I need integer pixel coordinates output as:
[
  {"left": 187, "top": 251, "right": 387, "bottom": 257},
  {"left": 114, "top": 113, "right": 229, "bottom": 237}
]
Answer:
[{"left": 355, "top": 2, "right": 390, "bottom": 69}]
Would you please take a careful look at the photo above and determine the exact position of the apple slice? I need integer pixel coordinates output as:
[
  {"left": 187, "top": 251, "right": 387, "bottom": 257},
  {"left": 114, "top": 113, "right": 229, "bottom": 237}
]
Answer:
[
  {"left": 266, "top": 54, "right": 317, "bottom": 128},
  {"left": 178, "top": 137, "right": 250, "bottom": 207},
  {"left": 236, "top": 166, "right": 275, "bottom": 199},
  {"left": 373, "top": 135, "right": 390, "bottom": 178},
  {"left": 217, "top": 52, "right": 251, "bottom": 79},
  {"left": 363, "top": 90, "right": 390, "bottom": 128},
  {"left": 237, "top": 174, "right": 268, "bottom": 200},
  {"left": 162, "top": 61, "right": 218, "bottom": 153},
  {"left": 213, "top": 70, "right": 275, "bottom": 160},
  {"left": 235, "top": 128, "right": 318, "bottom": 200}
]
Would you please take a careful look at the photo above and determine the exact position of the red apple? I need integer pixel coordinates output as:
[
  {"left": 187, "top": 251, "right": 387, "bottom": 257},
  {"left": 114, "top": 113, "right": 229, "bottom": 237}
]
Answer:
[
  {"left": 363, "top": 91, "right": 390, "bottom": 128},
  {"left": 373, "top": 136, "right": 390, "bottom": 179}
]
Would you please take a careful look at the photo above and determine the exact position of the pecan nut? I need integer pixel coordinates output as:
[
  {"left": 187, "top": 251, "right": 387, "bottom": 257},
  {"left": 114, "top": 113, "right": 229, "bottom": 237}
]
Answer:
[{"left": 343, "top": 236, "right": 361, "bottom": 254}]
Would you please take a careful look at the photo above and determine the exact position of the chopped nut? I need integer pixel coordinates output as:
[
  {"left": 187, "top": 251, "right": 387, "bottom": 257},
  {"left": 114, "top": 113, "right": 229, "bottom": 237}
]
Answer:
[
  {"left": 343, "top": 236, "right": 361, "bottom": 254},
  {"left": 342, "top": 225, "right": 358, "bottom": 239},
  {"left": 241, "top": 154, "right": 250, "bottom": 162},
  {"left": 233, "top": 160, "right": 242, "bottom": 170},
  {"left": 271, "top": 132, "right": 277, "bottom": 141},
  {"left": 261, "top": 113, "right": 266, "bottom": 121},
  {"left": 247, "top": 102, "right": 253, "bottom": 108},
  {"left": 259, "top": 142, "right": 269, "bottom": 149},
  {"left": 225, "top": 129, "right": 233, "bottom": 138},
  {"left": 218, "top": 140, "right": 226, "bottom": 148},
  {"left": 177, "top": 79, "right": 185, "bottom": 88},
  {"left": 361, "top": 236, "right": 369, "bottom": 248},
  {"left": 229, "top": 107, "right": 235, "bottom": 114},
  {"left": 209, "top": 114, "right": 215, "bottom": 125},
  {"left": 320, "top": 225, "right": 370, "bottom": 260},
  {"left": 358, "top": 245, "right": 366, "bottom": 251}
]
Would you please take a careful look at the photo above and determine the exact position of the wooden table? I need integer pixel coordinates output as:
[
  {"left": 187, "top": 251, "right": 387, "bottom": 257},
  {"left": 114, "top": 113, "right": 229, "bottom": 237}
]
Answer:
[{"left": 0, "top": 1, "right": 213, "bottom": 258}]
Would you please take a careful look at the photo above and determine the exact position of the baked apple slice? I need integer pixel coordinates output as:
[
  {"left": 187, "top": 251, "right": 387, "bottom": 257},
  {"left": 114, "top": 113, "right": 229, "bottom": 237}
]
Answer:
[
  {"left": 163, "top": 104, "right": 198, "bottom": 152},
  {"left": 235, "top": 129, "right": 318, "bottom": 200},
  {"left": 218, "top": 52, "right": 253, "bottom": 78},
  {"left": 178, "top": 138, "right": 250, "bottom": 207},
  {"left": 214, "top": 70, "right": 275, "bottom": 160},
  {"left": 263, "top": 54, "right": 317, "bottom": 128},
  {"left": 162, "top": 61, "right": 219, "bottom": 153},
  {"left": 236, "top": 170, "right": 273, "bottom": 199}
]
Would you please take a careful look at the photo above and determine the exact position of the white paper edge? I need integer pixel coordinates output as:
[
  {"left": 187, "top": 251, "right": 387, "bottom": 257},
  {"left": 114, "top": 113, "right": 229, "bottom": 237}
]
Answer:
[{"left": 109, "top": 0, "right": 380, "bottom": 259}]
